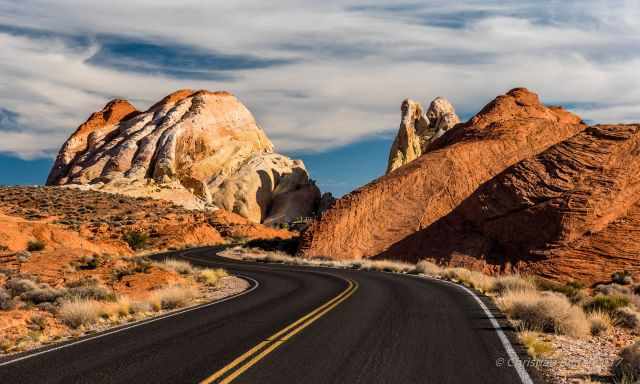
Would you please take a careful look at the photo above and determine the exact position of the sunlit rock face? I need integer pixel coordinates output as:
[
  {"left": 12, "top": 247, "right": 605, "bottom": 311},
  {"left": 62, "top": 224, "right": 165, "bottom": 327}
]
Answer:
[
  {"left": 298, "top": 88, "right": 640, "bottom": 284},
  {"left": 47, "top": 89, "right": 320, "bottom": 223},
  {"left": 386, "top": 97, "right": 459, "bottom": 174}
]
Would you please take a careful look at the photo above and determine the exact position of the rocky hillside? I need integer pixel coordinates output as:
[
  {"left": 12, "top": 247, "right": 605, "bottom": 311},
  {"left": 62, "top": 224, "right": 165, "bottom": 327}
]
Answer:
[
  {"left": 297, "top": 88, "right": 640, "bottom": 283},
  {"left": 47, "top": 90, "right": 320, "bottom": 224}
]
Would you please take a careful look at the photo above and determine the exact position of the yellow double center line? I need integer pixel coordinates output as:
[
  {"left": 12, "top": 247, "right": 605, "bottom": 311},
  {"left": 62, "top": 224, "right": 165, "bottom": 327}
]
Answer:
[{"left": 200, "top": 278, "right": 358, "bottom": 384}]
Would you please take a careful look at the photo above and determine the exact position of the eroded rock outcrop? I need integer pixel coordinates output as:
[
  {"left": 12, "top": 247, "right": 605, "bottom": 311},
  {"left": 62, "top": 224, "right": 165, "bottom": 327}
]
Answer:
[
  {"left": 381, "top": 123, "right": 640, "bottom": 283},
  {"left": 299, "top": 88, "right": 640, "bottom": 283},
  {"left": 47, "top": 90, "right": 320, "bottom": 223},
  {"left": 386, "top": 97, "right": 459, "bottom": 173}
]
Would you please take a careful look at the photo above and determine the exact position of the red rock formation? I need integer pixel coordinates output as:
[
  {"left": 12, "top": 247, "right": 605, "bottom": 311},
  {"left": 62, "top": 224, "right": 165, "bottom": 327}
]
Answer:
[
  {"left": 299, "top": 88, "right": 640, "bottom": 283},
  {"left": 381, "top": 124, "right": 640, "bottom": 284}
]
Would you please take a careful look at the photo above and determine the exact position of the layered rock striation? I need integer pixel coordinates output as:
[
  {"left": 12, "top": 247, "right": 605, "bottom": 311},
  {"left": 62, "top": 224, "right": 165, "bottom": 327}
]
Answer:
[
  {"left": 47, "top": 90, "right": 319, "bottom": 223},
  {"left": 298, "top": 88, "right": 640, "bottom": 282}
]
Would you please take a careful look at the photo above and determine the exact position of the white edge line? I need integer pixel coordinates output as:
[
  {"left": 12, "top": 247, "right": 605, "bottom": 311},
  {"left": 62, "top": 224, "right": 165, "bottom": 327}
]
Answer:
[
  {"left": 0, "top": 275, "right": 259, "bottom": 368},
  {"left": 422, "top": 276, "right": 535, "bottom": 384}
]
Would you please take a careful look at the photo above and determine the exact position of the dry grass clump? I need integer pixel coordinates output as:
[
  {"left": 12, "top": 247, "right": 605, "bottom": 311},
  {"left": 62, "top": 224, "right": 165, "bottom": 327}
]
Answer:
[
  {"left": 149, "top": 285, "right": 198, "bottom": 310},
  {"left": 154, "top": 259, "right": 194, "bottom": 275},
  {"left": 583, "top": 294, "right": 630, "bottom": 313},
  {"left": 614, "top": 340, "right": 640, "bottom": 383},
  {"left": 101, "top": 297, "right": 134, "bottom": 318},
  {"left": 58, "top": 299, "right": 105, "bottom": 328},
  {"left": 414, "top": 260, "right": 442, "bottom": 276},
  {"left": 492, "top": 275, "right": 536, "bottom": 295},
  {"left": 360, "top": 259, "right": 414, "bottom": 273},
  {"left": 0, "top": 287, "right": 14, "bottom": 310},
  {"left": 197, "top": 268, "right": 228, "bottom": 286},
  {"left": 441, "top": 268, "right": 495, "bottom": 293},
  {"left": 612, "top": 307, "right": 640, "bottom": 330},
  {"left": 21, "top": 286, "right": 65, "bottom": 304},
  {"left": 5, "top": 278, "right": 39, "bottom": 296},
  {"left": 519, "top": 331, "right": 554, "bottom": 358},
  {"left": 587, "top": 310, "right": 614, "bottom": 336},
  {"left": 497, "top": 290, "right": 589, "bottom": 338},
  {"left": 65, "top": 284, "right": 115, "bottom": 301}
]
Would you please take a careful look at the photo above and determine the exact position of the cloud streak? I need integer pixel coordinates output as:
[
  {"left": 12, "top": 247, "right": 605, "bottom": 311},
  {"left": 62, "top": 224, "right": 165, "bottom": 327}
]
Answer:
[{"left": 0, "top": 0, "right": 640, "bottom": 160}]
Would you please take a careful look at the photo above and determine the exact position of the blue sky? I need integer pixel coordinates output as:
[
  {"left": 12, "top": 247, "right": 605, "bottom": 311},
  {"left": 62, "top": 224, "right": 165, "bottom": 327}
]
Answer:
[{"left": 1, "top": 1, "right": 640, "bottom": 196}]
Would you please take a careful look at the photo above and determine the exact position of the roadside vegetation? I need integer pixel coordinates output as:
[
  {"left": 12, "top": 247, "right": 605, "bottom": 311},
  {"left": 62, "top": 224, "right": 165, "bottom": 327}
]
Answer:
[
  {"left": 0, "top": 253, "right": 234, "bottom": 355},
  {"left": 222, "top": 246, "right": 640, "bottom": 383}
]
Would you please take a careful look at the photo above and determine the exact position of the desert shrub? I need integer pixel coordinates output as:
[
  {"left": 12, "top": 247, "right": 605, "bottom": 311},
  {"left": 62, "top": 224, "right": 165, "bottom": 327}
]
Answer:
[
  {"left": 0, "top": 287, "right": 14, "bottom": 310},
  {"left": 441, "top": 267, "right": 467, "bottom": 281},
  {"left": 498, "top": 290, "right": 589, "bottom": 338},
  {"left": 414, "top": 260, "right": 442, "bottom": 276},
  {"left": 149, "top": 285, "right": 197, "bottom": 310},
  {"left": 612, "top": 307, "right": 640, "bottom": 329},
  {"left": 37, "top": 302, "right": 57, "bottom": 313},
  {"left": 26, "top": 240, "right": 45, "bottom": 252},
  {"left": 130, "top": 300, "right": 152, "bottom": 314},
  {"left": 584, "top": 294, "right": 630, "bottom": 313},
  {"left": 76, "top": 255, "right": 99, "bottom": 270},
  {"left": 112, "top": 257, "right": 152, "bottom": 281},
  {"left": 492, "top": 275, "right": 536, "bottom": 295},
  {"left": 363, "top": 260, "right": 414, "bottom": 274},
  {"left": 594, "top": 283, "right": 631, "bottom": 296},
  {"left": 442, "top": 268, "right": 495, "bottom": 293},
  {"left": 65, "top": 284, "right": 115, "bottom": 302},
  {"left": 27, "top": 314, "right": 47, "bottom": 330},
  {"left": 614, "top": 340, "right": 640, "bottom": 383},
  {"left": 65, "top": 277, "right": 100, "bottom": 288},
  {"left": 102, "top": 297, "right": 133, "bottom": 318},
  {"left": 5, "top": 278, "right": 39, "bottom": 297},
  {"left": 58, "top": 299, "right": 104, "bottom": 328},
  {"left": 155, "top": 259, "right": 193, "bottom": 275},
  {"left": 588, "top": 310, "right": 613, "bottom": 336},
  {"left": 245, "top": 237, "right": 300, "bottom": 255},
  {"left": 519, "top": 331, "right": 554, "bottom": 358},
  {"left": 536, "top": 278, "right": 587, "bottom": 304},
  {"left": 612, "top": 270, "right": 634, "bottom": 285},
  {"left": 131, "top": 257, "right": 152, "bottom": 273},
  {"left": 21, "top": 286, "right": 65, "bottom": 304},
  {"left": 197, "top": 268, "right": 228, "bottom": 286},
  {"left": 124, "top": 231, "right": 149, "bottom": 250}
]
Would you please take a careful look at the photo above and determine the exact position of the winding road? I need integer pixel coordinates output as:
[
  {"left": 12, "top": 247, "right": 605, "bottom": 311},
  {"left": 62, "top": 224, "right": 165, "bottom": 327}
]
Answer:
[{"left": 0, "top": 247, "right": 542, "bottom": 383}]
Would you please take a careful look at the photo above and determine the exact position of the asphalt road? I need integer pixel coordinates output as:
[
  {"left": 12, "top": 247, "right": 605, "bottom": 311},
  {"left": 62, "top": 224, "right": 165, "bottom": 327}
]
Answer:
[{"left": 0, "top": 247, "right": 541, "bottom": 384}]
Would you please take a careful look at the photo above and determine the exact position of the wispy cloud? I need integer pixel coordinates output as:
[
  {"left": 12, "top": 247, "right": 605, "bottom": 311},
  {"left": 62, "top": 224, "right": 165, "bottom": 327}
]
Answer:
[{"left": 0, "top": 0, "right": 640, "bottom": 160}]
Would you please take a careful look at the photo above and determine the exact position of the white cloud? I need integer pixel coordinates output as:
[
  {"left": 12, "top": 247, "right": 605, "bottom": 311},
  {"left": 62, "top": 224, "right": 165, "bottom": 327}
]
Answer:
[{"left": 1, "top": 0, "right": 640, "bottom": 159}]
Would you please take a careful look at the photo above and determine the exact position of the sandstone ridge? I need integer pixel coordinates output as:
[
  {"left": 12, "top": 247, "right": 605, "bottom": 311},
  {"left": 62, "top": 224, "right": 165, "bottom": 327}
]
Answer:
[
  {"left": 47, "top": 90, "right": 320, "bottom": 223},
  {"left": 297, "top": 88, "right": 640, "bottom": 283}
]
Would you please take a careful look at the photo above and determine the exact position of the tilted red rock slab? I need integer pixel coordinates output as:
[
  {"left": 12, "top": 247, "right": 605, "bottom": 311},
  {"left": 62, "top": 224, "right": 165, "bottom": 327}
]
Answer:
[
  {"left": 379, "top": 124, "right": 640, "bottom": 284},
  {"left": 299, "top": 88, "right": 586, "bottom": 260}
]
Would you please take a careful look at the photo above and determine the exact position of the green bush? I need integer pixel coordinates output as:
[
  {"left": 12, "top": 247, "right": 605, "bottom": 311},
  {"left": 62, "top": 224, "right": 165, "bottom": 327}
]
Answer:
[
  {"left": 124, "top": 231, "right": 149, "bottom": 250},
  {"left": 27, "top": 240, "right": 45, "bottom": 252}
]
